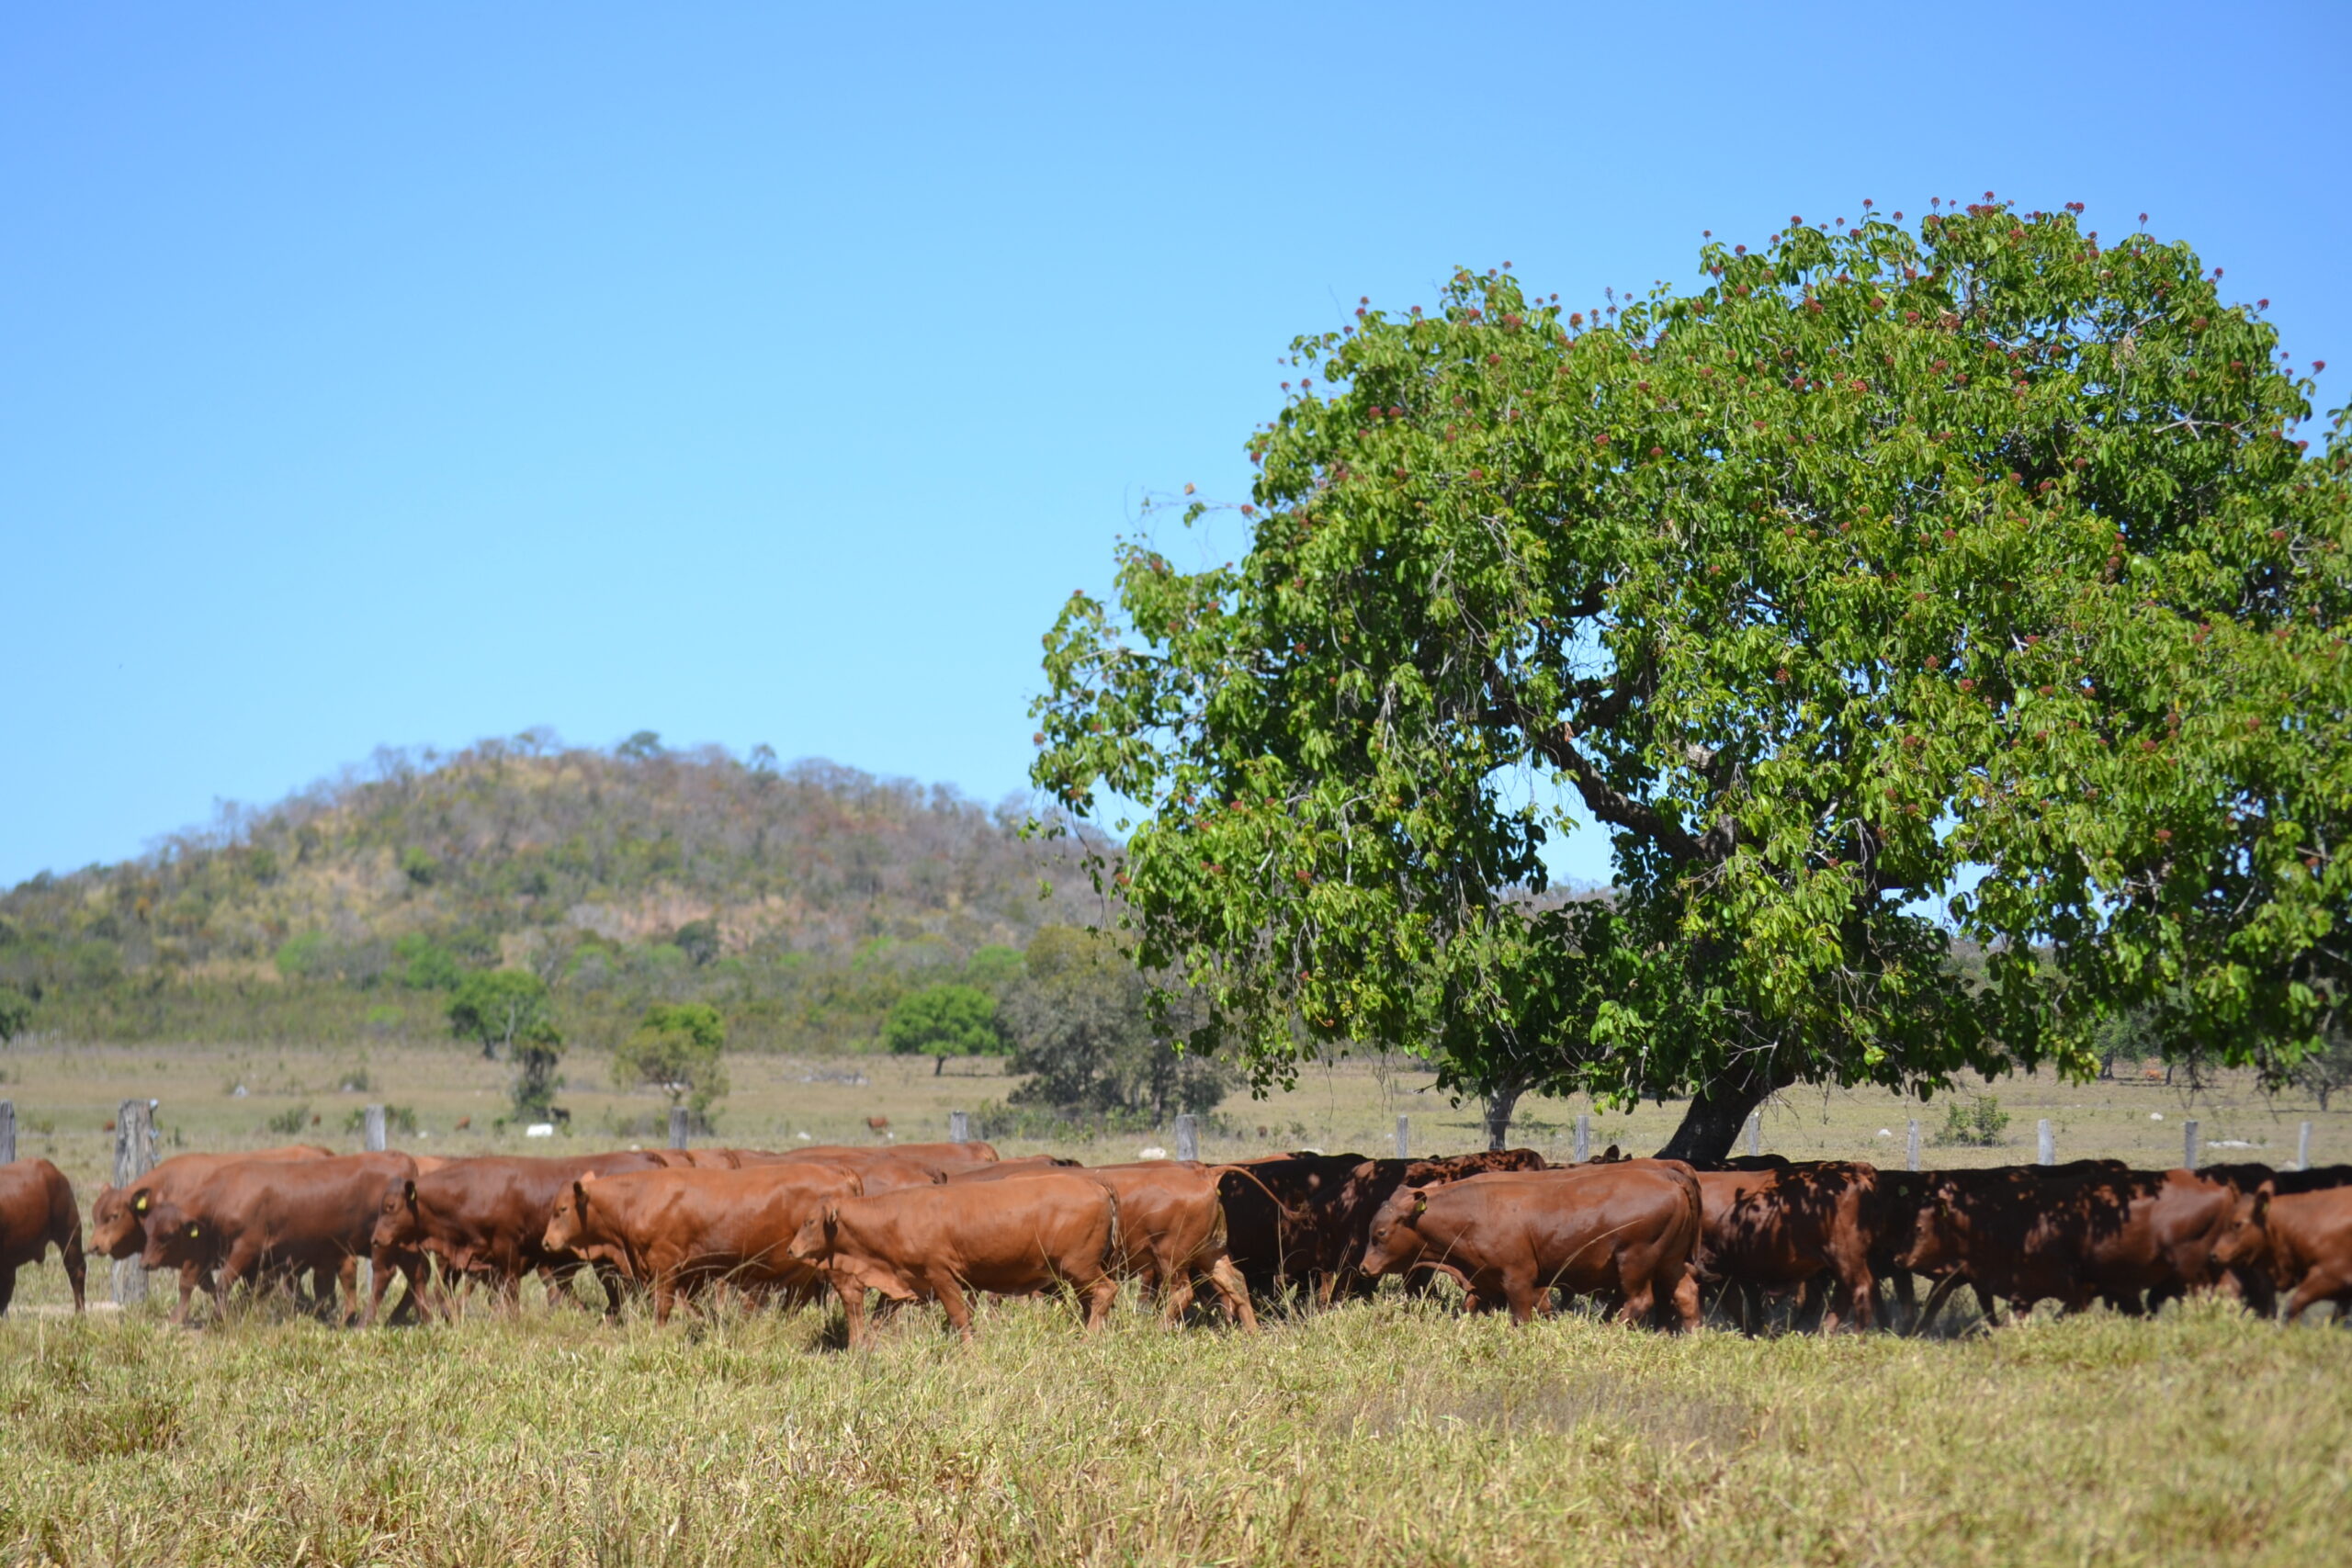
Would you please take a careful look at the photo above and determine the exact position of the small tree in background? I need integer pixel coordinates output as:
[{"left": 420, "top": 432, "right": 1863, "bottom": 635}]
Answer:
[
  {"left": 1001, "top": 926, "right": 1235, "bottom": 1121},
  {"left": 0, "top": 984, "right": 32, "bottom": 1045},
  {"left": 884, "top": 984, "right": 1010, "bottom": 1076},
  {"left": 447, "top": 969, "right": 564, "bottom": 1120},
  {"left": 614, "top": 1002, "right": 729, "bottom": 1120},
  {"left": 2292, "top": 1027, "right": 2352, "bottom": 1111}
]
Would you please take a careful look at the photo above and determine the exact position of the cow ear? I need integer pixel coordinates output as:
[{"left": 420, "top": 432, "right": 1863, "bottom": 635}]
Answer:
[
  {"left": 581, "top": 1171, "right": 600, "bottom": 1186},
  {"left": 403, "top": 1179, "right": 417, "bottom": 1203},
  {"left": 572, "top": 1179, "right": 591, "bottom": 1211},
  {"left": 822, "top": 1204, "right": 840, "bottom": 1231},
  {"left": 132, "top": 1191, "right": 151, "bottom": 1214},
  {"left": 1409, "top": 1191, "right": 1429, "bottom": 1220}
]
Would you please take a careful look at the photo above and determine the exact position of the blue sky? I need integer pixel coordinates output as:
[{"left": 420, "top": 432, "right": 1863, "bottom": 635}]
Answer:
[{"left": 5, "top": 1, "right": 2346, "bottom": 889}]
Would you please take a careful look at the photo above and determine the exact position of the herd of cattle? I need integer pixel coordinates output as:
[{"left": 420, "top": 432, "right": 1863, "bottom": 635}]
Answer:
[{"left": 1, "top": 1141, "right": 2348, "bottom": 1339}]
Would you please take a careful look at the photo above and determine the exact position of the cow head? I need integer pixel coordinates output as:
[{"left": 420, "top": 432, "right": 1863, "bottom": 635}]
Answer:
[
  {"left": 371, "top": 1177, "right": 423, "bottom": 1253},
  {"left": 138, "top": 1199, "right": 206, "bottom": 1270},
  {"left": 786, "top": 1205, "right": 840, "bottom": 1266},
  {"left": 541, "top": 1179, "right": 594, "bottom": 1254},
  {"left": 89, "top": 1182, "right": 150, "bottom": 1259},
  {"left": 2211, "top": 1182, "right": 2276, "bottom": 1276},
  {"left": 1358, "top": 1187, "right": 1430, "bottom": 1280}
]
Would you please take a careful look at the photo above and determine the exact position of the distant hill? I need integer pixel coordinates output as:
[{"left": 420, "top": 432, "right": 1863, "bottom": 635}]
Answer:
[{"left": 0, "top": 734, "right": 1111, "bottom": 1051}]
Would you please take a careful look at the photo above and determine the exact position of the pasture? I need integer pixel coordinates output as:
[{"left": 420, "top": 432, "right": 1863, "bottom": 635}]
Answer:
[{"left": 4, "top": 1041, "right": 2350, "bottom": 1567}]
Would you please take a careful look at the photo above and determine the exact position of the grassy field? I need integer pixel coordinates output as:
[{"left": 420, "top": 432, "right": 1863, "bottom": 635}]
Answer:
[
  {"left": 2, "top": 1289, "right": 2347, "bottom": 1566},
  {"left": 5, "top": 1042, "right": 2351, "bottom": 1566}
]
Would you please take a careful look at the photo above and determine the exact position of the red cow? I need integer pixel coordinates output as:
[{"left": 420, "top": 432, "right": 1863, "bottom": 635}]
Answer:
[
  {"left": 2211, "top": 1179, "right": 2352, "bottom": 1324},
  {"left": 1690, "top": 1160, "right": 1887, "bottom": 1332},
  {"left": 786, "top": 1171, "right": 1121, "bottom": 1347},
  {"left": 1358, "top": 1161, "right": 1703, "bottom": 1327},
  {"left": 0, "top": 1158, "right": 85, "bottom": 1316},
  {"left": 141, "top": 1153, "right": 419, "bottom": 1325}
]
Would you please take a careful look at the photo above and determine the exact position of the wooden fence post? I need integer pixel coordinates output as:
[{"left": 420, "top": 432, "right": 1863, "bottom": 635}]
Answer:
[
  {"left": 363, "top": 1105, "right": 387, "bottom": 1154},
  {"left": 1905, "top": 1118, "right": 1921, "bottom": 1173},
  {"left": 947, "top": 1110, "right": 969, "bottom": 1145},
  {"left": 0, "top": 1100, "right": 14, "bottom": 1167},
  {"left": 2296, "top": 1120, "right": 2312, "bottom": 1172},
  {"left": 1574, "top": 1113, "right": 1591, "bottom": 1164},
  {"left": 2183, "top": 1118, "right": 2199, "bottom": 1169},
  {"left": 1175, "top": 1114, "right": 1199, "bottom": 1162},
  {"left": 1745, "top": 1112, "right": 1760, "bottom": 1157},
  {"left": 113, "top": 1099, "right": 154, "bottom": 1305},
  {"left": 669, "top": 1106, "right": 690, "bottom": 1150},
  {"left": 2037, "top": 1119, "right": 2054, "bottom": 1166},
  {"left": 1395, "top": 1115, "right": 1409, "bottom": 1159}
]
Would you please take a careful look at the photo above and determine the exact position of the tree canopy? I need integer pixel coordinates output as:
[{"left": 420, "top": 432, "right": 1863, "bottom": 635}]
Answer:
[
  {"left": 448, "top": 968, "right": 565, "bottom": 1119},
  {"left": 882, "top": 983, "right": 1010, "bottom": 1074},
  {"left": 1033, "top": 199, "right": 2351, "bottom": 1156},
  {"left": 614, "top": 1001, "right": 729, "bottom": 1116},
  {"left": 1001, "top": 925, "right": 1235, "bottom": 1121}
]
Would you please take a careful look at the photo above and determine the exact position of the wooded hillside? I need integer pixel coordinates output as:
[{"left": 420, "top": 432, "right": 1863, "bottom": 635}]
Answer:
[{"left": 0, "top": 733, "right": 1110, "bottom": 1052}]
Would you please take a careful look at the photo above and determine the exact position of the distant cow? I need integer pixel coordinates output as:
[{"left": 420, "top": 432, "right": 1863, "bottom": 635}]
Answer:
[
  {"left": 542, "top": 1161, "right": 865, "bottom": 1324},
  {"left": 89, "top": 1146, "right": 337, "bottom": 1319},
  {"left": 366, "top": 1151, "right": 668, "bottom": 1324},
  {"left": 786, "top": 1170, "right": 1121, "bottom": 1347},
  {"left": 2211, "top": 1179, "right": 2352, "bottom": 1324},
  {"left": 1689, "top": 1160, "right": 1887, "bottom": 1332},
  {"left": 0, "top": 1159, "right": 86, "bottom": 1316},
  {"left": 1901, "top": 1165, "right": 2235, "bottom": 1324},
  {"left": 1357, "top": 1160, "right": 1703, "bottom": 1327},
  {"left": 141, "top": 1153, "right": 419, "bottom": 1325}
]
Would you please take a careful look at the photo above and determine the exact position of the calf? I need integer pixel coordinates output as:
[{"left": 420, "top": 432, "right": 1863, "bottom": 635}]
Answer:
[
  {"left": 142, "top": 1153, "right": 418, "bottom": 1325},
  {"left": 542, "top": 1162, "right": 864, "bottom": 1324},
  {"left": 786, "top": 1170, "right": 1121, "bottom": 1347},
  {"left": 1357, "top": 1160, "right": 1703, "bottom": 1327},
  {"left": 2212, "top": 1179, "right": 2352, "bottom": 1324},
  {"left": 366, "top": 1151, "right": 666, "bottom": 1324},
  {"left": 0, "top": 1158, "right": 85, "bottom": 1316}
]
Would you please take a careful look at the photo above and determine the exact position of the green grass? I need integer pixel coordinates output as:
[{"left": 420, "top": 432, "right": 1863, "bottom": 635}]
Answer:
[{"left": 2, "top": 1291, "right": 2346, "bottom": 1566}]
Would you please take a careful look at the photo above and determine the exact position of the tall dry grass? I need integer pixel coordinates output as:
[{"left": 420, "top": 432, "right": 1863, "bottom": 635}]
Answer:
[{"left": 2, "top": 1280, "right": 2346, "bottom": 1567}]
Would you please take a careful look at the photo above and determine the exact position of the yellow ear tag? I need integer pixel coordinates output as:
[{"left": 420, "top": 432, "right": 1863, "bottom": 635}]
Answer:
[
  {"left": 133, "top": 1194, "right": 151, "bottom": 1213},
  {"left": 187, "top": 1224, "right": 201, "bottom": 1237}
]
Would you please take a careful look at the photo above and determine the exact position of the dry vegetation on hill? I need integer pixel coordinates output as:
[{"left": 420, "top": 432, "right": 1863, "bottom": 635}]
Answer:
[{"left": 0, "top": 735, "right": 1108, "bottom": 1054}]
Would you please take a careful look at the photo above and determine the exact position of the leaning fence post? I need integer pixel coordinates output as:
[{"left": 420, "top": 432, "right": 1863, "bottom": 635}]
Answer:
[
  {"left": 2036, "top": 1119, "right": 2054, "bottom": 1166},
  {"left": 2183, "top": 1118, "right": 2200, "bottom": 1169},
  {"left": 668, "top": 1106, "right": 690, "bottom": 1150},
  {"left": 1395, "top": 1115, "right": 1409, "bottom": 1159},
  {"left": 1574, "top": 1113, "right": 1591, "bottom": 1164},
  {"left": 2296, "top": 1120, "right": 2312, "bottom": 1172},
  {"left": 363, "top": 1104, "right": 387, "bottom": 1153},
  {"left": 1174, "top": 1113, "right": 1199, "bottom": 1162},
  {"left": 1905, "top": 1118, "right": 1921, "bottom": 1173},
  {"left": 113, "top": 1099, "right": 154, "bottom": 1305},
  {"left": 1745, "top": 1112, "right": 1760, "bottom": 1157},
  {"left": 0, "top": 1100, "right": 15, "bottom": 1166},
  {"left": 947, "top": 1109, "right": 969, "bottom": 1145}
]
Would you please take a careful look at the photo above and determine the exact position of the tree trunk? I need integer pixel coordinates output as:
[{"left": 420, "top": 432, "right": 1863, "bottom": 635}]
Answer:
[
  {"left": 933, "top": 1055, "right": 944, "bottom": 1077},
  {"left": 1483, "top": 1084, "right": 1523, "bottom": 1152},
  {"left": 1655, "top": 1062, "right": 1786, "bottom": 1163}
]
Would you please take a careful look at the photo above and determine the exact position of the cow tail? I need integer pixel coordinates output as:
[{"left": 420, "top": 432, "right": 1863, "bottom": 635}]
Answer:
[{"left": 1101, "top": 1189, "right": 1125, "bottom": 1275}]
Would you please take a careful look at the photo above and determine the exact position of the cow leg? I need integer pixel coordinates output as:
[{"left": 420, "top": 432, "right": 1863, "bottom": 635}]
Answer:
[
  {"left": 1614, "top": 1268, "right": 1657, "bottom": 1329},
  {"left": 1499, "top": 1269, "right": 1544, "bottom": 1325},
  {"left": 1670, "top": 1265, "right": 1702, "bottom": 1333},
  {"left": 2282, "top": 1272, "right": 2341, "bottom": 1325},
  {"left": 62, "top": 1238, "right": 86, "bottom": 1314},
  {"left": 835, "top": 1280, "right": 872, "bottom": 1349},
  {"left": 934, "top": 1278, "right": 977, "bottom": 1342},
  {"left": 1080, "top": 1274, "right": 1119, "bottom": 1333},
  {"left": 592, "top": 1258, "right": 629, "bottom": 1322},
  {"left": 651, "top": 1275, "right": 676, "bottom": 1327},
  {"left": 1205, "top": 1258, "right": 1259, "bottom": 1333}
]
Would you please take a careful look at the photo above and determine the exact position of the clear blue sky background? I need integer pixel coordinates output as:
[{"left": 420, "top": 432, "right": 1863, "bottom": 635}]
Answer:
[{"left": 6, "top": 2, "right": 2346, "bottom": 890}]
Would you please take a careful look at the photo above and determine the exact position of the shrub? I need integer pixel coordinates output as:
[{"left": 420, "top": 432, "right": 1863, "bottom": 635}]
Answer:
[
  {"left": 613, "top": 1003, "right": 729, "bottom": 1118},
  {"left": 264, "top": 1103, "right": 312, "bottom": 1136},
  {"left": 1934, "top": 1095, "right": 2011, "bottom": 1147}
]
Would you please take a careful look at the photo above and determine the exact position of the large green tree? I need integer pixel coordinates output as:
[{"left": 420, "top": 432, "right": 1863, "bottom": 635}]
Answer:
[
  {"left": 447, "top": 969, "right": 565, "bottom": 1119},
  {"left": 1034, "top": 200, "right": 2350, "bottom": 1157},
  {"left": 613, "top": 1001, "right": 729, "bottom": 1118},
  {"left": 883, "top": 984, "right": 1009, "bottom": 1075}
]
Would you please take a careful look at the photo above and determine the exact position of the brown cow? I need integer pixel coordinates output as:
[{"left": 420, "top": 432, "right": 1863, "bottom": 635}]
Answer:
[
  {"left": 956, "top": 1160, "right": 1258, "bottom": 1329},
  {"left": 1305, "top": 1150, "right": 1552, "bottom": 1304},
  {"left": 0, "top": 1159, "right": 85, "bottom": 1316},
  {"left": 542, "top": 1162, "right": 865, "bottom": 1324},
  {"left": 1879, "top": 1161, "right": 2133, "bottom": 1331},
  {"left": 1900, "top": 1166, "right": 2236, "bottom": 1324},
  {"left": 365, "top": 1151, "right": 667, "bottom": 1324},
  {"left": 1690, "top": 1160, "right": 1886, "bottom": 1332},
  {"left": 141, "top": 1153, "right": 419, "bottom": 1325},
  {"left": 90, "top": 1146, "right": 338, "bottom": 1319},
  {"left": 786, "top": 1170, "right": 1121, "bottom": 1347},
  {"left": 1215, "top": 1151, "right": 1371, "bottom": 1302},
  {"left": 1357, "top": 1161, "right": 1703, "bottom": 1327},
  {"left": 2211, "top": 1179, "right": 2352, "bottom": 1324}
]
